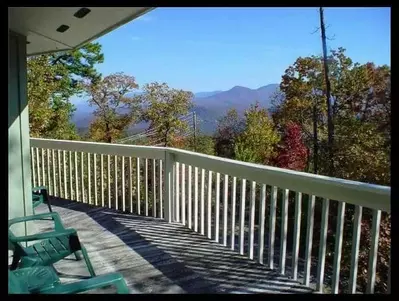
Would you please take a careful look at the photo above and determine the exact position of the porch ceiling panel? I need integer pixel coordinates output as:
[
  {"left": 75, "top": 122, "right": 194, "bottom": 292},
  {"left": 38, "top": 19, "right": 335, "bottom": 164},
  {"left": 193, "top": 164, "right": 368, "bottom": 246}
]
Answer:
[{"left": 9, "top": 7, "right": 154, "bottom": 56}]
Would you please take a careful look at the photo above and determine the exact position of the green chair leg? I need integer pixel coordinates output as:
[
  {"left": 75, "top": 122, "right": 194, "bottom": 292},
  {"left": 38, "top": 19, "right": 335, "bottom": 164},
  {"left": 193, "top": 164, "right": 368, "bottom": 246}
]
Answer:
[
  {"left": 74, "top": 251, "right": 82, "bottom": 261},
  {"left": 80, "top": 245, "right": 96, "bottom": 277}
]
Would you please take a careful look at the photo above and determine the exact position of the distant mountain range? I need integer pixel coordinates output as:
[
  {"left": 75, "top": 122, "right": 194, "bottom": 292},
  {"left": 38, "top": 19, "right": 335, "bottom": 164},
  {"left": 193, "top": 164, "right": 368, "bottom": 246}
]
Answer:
[{"left": 71, "top": 84, "right": 280, "bottom": 135}]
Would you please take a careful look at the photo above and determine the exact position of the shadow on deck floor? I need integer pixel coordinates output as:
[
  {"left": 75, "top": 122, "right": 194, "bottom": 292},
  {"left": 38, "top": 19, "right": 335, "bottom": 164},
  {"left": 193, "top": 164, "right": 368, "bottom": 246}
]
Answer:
[{"left": 35, "top": 198, "right": 314, "bottom": 294}]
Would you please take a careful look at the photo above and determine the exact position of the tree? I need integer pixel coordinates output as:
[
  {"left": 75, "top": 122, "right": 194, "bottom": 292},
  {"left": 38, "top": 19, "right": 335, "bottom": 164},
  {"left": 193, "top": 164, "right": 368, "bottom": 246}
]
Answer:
[
  {"left": 214, "top": 108, "right": 245, "bottom": 159},
  {"left": 140, "top": 82, "right": 194, "bottom": 147},
  {"left": 319, "top": 7, "right": 334, "bottom": 175},
  {"left": 272, "top": 55, "right": 325, "bottom": 173},
  {"left": 27, "top": 42, "right": 105, "bottom": 140},
  {"left": 27, "top": 55, "right": 79, "bottom": 140},
  {"left": 49, "top": 42, "right": 104, "bottom": 98},
  {"left": 272, "top": 48, "right": 391, "bottom": 293},
  {"left": 85, "top": 73, "right": 140, "bottom": 143},
  {"left": 274, "top": 122, "right": 308, "bottom": 171},
  {"left": 235, "top": 102, "right": 280, "bottom": 164}
]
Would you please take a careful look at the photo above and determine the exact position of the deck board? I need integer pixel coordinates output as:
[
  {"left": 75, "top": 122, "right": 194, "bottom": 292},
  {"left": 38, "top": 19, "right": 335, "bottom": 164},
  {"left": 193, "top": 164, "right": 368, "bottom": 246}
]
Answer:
[{"left": 33, "top": 198, "right": 314, "bottom": 294}]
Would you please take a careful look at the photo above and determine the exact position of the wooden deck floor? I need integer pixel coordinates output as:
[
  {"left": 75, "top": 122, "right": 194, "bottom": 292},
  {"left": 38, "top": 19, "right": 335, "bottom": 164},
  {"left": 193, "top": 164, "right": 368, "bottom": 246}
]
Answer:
[{"left": 33, "top": 198, "right": 314, "bottom": 294}]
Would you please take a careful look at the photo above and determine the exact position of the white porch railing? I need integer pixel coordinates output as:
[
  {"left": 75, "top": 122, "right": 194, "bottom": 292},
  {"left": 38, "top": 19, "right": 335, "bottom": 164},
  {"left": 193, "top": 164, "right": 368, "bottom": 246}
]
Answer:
[{"left": 29, "top": 138, "right": 390, "bottom": 294}]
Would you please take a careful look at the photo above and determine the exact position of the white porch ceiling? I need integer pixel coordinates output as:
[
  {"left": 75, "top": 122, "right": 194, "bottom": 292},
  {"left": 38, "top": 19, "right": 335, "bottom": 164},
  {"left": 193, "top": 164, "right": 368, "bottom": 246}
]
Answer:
[{"left": 8, "top": 7, "right": 154, "bottom": 56}]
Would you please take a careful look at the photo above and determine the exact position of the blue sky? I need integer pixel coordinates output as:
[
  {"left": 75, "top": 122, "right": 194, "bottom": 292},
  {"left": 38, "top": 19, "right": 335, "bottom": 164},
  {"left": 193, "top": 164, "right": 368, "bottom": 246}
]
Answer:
[{"left": 91, "top": 7, "right": 390, "bottom": 94}]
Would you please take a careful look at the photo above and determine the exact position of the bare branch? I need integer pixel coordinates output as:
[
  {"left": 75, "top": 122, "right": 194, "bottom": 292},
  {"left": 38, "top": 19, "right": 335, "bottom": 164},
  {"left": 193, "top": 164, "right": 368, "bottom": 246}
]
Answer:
[
  {"left": 327, "top": 34, "right": 336, "bottom": 41},
  {"left": 311, "top": 26, "right": 321, "bottom": 35}
]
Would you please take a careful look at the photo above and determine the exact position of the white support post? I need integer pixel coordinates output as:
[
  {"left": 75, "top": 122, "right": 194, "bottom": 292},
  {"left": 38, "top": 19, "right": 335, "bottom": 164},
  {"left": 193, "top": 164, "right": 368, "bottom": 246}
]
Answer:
[{"left": 164, "top": 151, "right": 175, "bottom": 223}]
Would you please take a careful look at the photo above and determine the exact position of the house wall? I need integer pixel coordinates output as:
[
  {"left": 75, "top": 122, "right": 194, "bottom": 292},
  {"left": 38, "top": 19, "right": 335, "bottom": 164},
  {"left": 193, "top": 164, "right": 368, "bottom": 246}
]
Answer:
[{"left": 8, "top": 30, "right": 33, "bottom": 237}]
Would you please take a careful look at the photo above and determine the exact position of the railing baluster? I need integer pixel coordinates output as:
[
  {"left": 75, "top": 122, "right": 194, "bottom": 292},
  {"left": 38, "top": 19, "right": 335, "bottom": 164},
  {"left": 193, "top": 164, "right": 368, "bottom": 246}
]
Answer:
[
  {"left": 31, "top": 148, "right": 36, "bottom": 187},
  {"left": 114, "top": 155, "right": 118, "bottom": 210},
  {"left": 88, "top": 153, "right": 91, "bottom": 204},
  {"left": 181, "top": 163, "right": 186, "bottom": 225},
  {"left": 145, "top": 158, "right": 149, "bottom": 216},
  {"left": 258, "top": 184, "right": 266, "bottom": 264},
  {"left": 207, "top": 170, "right": 213, "bottom": 239},
  {"left": 36, "top": 148, "right": 41, "bottom": 186},
  {"left": 316, "top": 198, "right": 330, "bottom": 292},
  {"left": 122, "top": 156, "right": 125, "bottom": 211},
  {"left": 231, "top": 177, "right": 237, "bottom": 251},
  {"left": 239, "top": 178, "right": 246, "bottom": 255},
  {"left": 63, "top": 150, "right": 67, "bottom": 199},
  {"left": 172, "top": 162, "right": 175, "bottom": 221},
  {"left": 52, "top": 149, "right": 56, "bottom": 197},
  {"left": 164, "top": 154, "right": 172, "bottom": 222},
  {"left": 80, "top": 152, "right": 84, "bottom": 203},
  {"left": 107, "top": 155, "right": 111, "bottom": 208},
  {"left": 136, "top": 157, "right": 140, "bottom": 215},
  {"left": 74, "top": 152, "right": 78, "bottom": 201},
  {"left": 58, "top": 150, "right": 62, "bottom": 198},
  {"left": 47, "top": 150, "right": 51, "bottom": 195},
  {"left": 304, "top": 195, "right": 316, "bottom": 286},
  {"left": 249, "top": 181, "right": 256, "bottom": 260},
  {"left": 200, "top": 168, "right": 205, "bottom": 235},
  {"left": 159, "top": 160, "right": 163, "bottom": 219},
  {"left": 332, "top": 201, "right": 346, "bottom": 293},
  {"left": 94, "top": 153, "right": 98, "bottom": 206},
  {"left": 188, "top": 165, "right": 192, "bottom": 229},
  {"left": 388, "top": 253, "right": 391, "bottom": 294},
  {"left": 215, "top": 173, "right": 221, "bottom": 243},
  {"left": 69, "top": 151, "right": 73, "bottom": 200},
  {"left": 194, "top": 167, "right": 199, "bottom": 232},
  {"left": 153, "top": 159, "right": 157, "bottom": 218},
  {"left": 292, "top": 192, "right": 302, "bottom": 279},
  {"left": 41, "top": 149, "right": 45, "bottom": 186},
  {"left": 269, "top": 186, "right": 277, "bottom": 269},
  {"left": 175, "top": 162, "right": 179, "bottom": 221},
  {"left": 349, "top": 205, "right": 363, "bottom": 293},
  {"left": 280, "top": 188, "right": 289, "bottom": 274},
  {"left": 223, "top": 174, "right": 228, "bottom": 247},
  {"left": 101, "top": 154, "right": 104, "bottom": 207},
  {"left": 129, "top": 157, "right": 132, "bottom": 213},
  {"left": 366, "top": 209, "right": 382, "bottom": 294}
]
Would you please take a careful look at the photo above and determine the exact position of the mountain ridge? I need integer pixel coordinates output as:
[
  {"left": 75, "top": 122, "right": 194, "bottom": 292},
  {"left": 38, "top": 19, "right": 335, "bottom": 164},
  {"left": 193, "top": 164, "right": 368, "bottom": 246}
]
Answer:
[{"left": 71, "top": 84, "right": 281, "bottom": 135}]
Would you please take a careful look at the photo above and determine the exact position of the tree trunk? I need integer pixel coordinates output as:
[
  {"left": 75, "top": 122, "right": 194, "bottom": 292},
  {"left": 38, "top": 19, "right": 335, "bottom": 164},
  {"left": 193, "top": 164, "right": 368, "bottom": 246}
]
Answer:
[
  {"left": 319, "top": 7, "right": 334, "bottom": 176},
  {"left": 313, "top": 102, "right": 318, "bottom": 174},
  {"left": 105, "top": 121, "right": 112, "bottom": 143}
]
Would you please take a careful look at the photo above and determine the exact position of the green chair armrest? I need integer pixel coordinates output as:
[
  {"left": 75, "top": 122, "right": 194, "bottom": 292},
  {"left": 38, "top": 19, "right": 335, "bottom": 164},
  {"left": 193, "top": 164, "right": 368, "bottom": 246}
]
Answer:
[
  {"left": 9, "top": 212, "right": 65, "bottom": 232},
  {"left": 42, "top": 273, "right": 130, "bottom": 294},
  {"left": 10, "top": 228, "right": 77, "bottom": 243}
]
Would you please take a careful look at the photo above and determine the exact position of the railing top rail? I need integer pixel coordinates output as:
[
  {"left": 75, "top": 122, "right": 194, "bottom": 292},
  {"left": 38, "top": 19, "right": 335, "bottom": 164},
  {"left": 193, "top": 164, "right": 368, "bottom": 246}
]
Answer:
[
  {"left": 30, "top": 138, "right": 390, "bottom": 212},
  {"left": 30, "top": 138, "right": 165, "bottom": 160},
  {"left": 168, "top": 148, "right": 390, "bottom": 213}
]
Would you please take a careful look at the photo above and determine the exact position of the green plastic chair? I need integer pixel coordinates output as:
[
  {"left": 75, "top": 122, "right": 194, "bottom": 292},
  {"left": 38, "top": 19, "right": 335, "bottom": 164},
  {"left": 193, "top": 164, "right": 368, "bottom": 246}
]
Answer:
[
  {"left": 32, "top": 186, "right": 52, "bottom": 214},
  {"left": 8, "top": 212, "right": 95, "bottom": 278},
  {"left": 9, "top": 266, "right": 130, "bottom": 294}
]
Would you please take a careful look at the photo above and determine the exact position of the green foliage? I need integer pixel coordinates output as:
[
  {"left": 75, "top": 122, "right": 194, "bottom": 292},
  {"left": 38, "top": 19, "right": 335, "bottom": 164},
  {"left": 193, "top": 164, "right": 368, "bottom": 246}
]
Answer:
[
  {"left": 50, "top": 42, "right": 104, "bottom": 98},
  {"left": 27, "top": 55, "right": 78, "bottom": 140},
  {"left": 140, "top": 82, "right": 194, "bottom": 147},
  {"left": 28, "top": 42, "right": 104, "bottom": 140},
  {"left": 234, "top": 142, "right": 258, "bottom": 163},
  {"left": 85, "top": 72, "right": 140, "bottom": 143},
  {"left": 184, "top": 134, "right": 216, "bottom": 156},
  {"left": 235, "top": 102, "right": 280, "bottom": 164}
]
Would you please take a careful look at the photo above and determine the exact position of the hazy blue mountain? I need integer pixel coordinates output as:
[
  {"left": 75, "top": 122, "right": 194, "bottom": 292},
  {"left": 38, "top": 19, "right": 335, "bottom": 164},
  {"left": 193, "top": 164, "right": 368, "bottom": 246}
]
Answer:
[
  {"left": 194, "top": 91, "right": 223, "bottom": 98},
  {"left": 192, "top": 84, "right": 280, "bottom": 133},
  {"left": 71, "top": 84, "right": 280, "bottom": 135}
]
